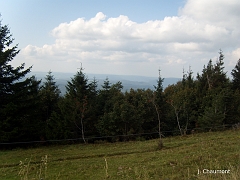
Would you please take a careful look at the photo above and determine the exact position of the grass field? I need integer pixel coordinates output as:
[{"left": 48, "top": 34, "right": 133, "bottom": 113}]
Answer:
[{"left": 0, "top": 130, "right": 239, "bottom": 180}]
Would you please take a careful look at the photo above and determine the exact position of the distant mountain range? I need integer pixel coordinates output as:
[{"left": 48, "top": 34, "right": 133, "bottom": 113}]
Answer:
[{"left": 28, "top": 72, "right": 181, "bottom": 95}]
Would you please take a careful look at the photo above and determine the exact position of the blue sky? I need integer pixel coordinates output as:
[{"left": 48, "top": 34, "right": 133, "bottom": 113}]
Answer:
[
  {"left": 1, "top": 0, "right": 184, "bottom": 47},
  {"left": 1, "top": 0, "right": 240, "bottom": 78}
]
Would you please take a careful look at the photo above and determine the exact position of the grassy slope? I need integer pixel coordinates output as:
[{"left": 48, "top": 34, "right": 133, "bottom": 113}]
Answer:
[{"left": 0, "top": 130, "right": 239, "bottom": 180}]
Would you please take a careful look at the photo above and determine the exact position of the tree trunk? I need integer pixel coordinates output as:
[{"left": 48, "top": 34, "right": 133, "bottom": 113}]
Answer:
[
  {"left": 153, "top": 103, "right": 163, "bottom": 149},
  {"left": 80, "top": 114, "right": 86, "bottom": 144}
]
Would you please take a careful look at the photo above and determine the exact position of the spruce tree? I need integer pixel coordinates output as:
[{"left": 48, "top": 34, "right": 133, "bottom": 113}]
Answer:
[
  {"left": 181, "top": 68, "right": 198, "bottom": 132},
  {"left": 65, "top": 68, "right": 89, "bottom": 143},
  {"left": 40, "top": 71, "right": 61, "bottom": 121},
  {"left": 197, "top": 51, "right": 231, "bottom": 130},
  {"left": 153, "top": 69, "right": 165, "bottom": 148},
  {"left": 0, "top": 19, "right": 41, "bottom": 142},
  {"left": 231, "top": 59, "right": 240, "bottom": 90},
  {"left": 39, "top": 71, "right": 61, "bottom": 139},
  {"left": 86, "top": 77, "right": 100, "bottom": 138}
]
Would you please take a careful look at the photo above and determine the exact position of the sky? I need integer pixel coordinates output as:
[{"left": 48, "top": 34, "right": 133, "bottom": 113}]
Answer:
[{"left": 1, "top": 0, "right": 240, "bottom": 78}]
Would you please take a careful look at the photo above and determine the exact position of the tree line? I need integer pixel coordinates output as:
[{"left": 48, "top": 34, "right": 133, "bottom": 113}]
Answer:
[{"left": 1, "top": 20, "right": 240, "bottom": 145}]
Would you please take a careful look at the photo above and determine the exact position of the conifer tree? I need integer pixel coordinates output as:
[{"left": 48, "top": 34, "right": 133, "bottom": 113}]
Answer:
[
  {"left": 0, "top": 19, "right": 41, "bottom": 142},
  {"left": 197, "top": 51, "right": 231, "bottom": 130},
  {"left": 65, "top": 68, "right": 89, "bottom": 143},
  {"left": 97, "top": 80, "right": 124, "bottom": 139},
  {"left": 153, "top": 69, "right": 165, "bottom": 148},
  {"left": 40, "top": 71, "right": 61, "bottom": 121},
  {"left": 231, "top": 59, "right": 240, "bottom": 90},
  {"left": 39, "top": 71, "right": 61, "bottom": 139},
  {"left": 86, "top": 77, "right": 100, "bottom": 137},
  {"left": 181, "top": 67, "right": 198, "bottom": 133}
]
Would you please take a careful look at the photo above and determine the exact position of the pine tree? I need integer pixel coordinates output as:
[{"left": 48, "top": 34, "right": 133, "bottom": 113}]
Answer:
[
  {"left": 40, "top": 71, "right": 61, "bottom": 121},
  {"left": 0, "top": 19, "right": 41, "bottom": 142},
  {"left": 39, "top": 71, "right": 61, "bottom": 139},
  {"left": 97, "top": 80, "right": 124, "bottom": 140},
  {"left": 98, "top": 77, "right": 112, "bottom": 114},
  {"left": 153, "top": 69, "right": 165, "bottom": 148},
  {"left": 181, "top": 67, "right": 198, "bottom": 133},
  {"left": 197, "top": 51, "right": 231, "bottom": 130},
  {"left": 231, "top": 59, "right": 240, "bottom": 90},
  {"left": 86, "top": 77, "right": 100, "bottom": 138},
  {"left": 65, "top": 68, "right": 89, "bottom": 143}
]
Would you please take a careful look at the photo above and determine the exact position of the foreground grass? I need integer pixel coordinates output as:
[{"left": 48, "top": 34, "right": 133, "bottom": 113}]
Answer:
[{"left": 0, "top": 130, "right": 239, "bottom": 180}]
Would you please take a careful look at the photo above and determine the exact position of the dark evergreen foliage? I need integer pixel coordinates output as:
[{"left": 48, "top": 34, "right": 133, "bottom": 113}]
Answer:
[
  {"left": 231, "top": 59, "right": 240, "bottom": 90},
  {"left": 0, "top": 20, "right": 42, "bottom": 143},
  {"left": 40, "top": 71, "right": 61, "bottom": 121},
  {"left": 1, "top": 18, "right": 240, "bottom": 146}
]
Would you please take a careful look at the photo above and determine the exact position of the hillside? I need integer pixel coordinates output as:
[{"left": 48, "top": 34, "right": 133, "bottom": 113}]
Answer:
[
  {"left": 0, "top": 130, "right": 239, "bottom": 179},
  {"left": 28, "top": 72, "right": 180, "bottom": 94}
]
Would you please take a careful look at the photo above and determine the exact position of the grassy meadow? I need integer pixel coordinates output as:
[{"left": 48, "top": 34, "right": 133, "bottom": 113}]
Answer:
[{"left": 0, "top": 130, "right": 239, "bottom": 180}]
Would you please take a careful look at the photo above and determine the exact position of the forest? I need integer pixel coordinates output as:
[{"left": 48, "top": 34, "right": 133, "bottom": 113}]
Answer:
[{"left": 1, "top": 20, "right": 240, "bottom": 146}]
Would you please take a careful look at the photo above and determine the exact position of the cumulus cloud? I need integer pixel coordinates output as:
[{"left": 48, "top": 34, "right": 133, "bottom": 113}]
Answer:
[
  {"left": 229, "top": 48, "right": 240, "bottom": 66},
  {"left": 179, "top": 0, "right": 240, "bottom": 25},
  {"left": 18, "top": 0, "right": 240, "bottom": 77}
]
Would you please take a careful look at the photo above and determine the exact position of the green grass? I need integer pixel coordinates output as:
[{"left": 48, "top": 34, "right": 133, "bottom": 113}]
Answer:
[{"left": 0, "top": 130, "right": 239, "bottom": 179}]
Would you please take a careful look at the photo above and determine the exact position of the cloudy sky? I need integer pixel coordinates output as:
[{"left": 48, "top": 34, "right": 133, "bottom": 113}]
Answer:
[{"left": 1, "top": 0, "right": 240, "bottom": 78}]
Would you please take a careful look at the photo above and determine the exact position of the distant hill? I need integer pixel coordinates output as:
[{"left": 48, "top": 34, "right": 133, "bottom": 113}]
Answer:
[{"left": 28, "top": 72, "right": 180, "bottom": 95}]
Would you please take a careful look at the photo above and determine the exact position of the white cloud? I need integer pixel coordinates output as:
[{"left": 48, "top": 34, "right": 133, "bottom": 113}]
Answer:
[
  {"left": 179, "top": 0, "right": 240, "bottom": 25},
  {"left": 229, "top": 48, "right": 240, "bottom": 66},
  {"left": 17, "top": 1, "right": 240, "bottom": 77}
]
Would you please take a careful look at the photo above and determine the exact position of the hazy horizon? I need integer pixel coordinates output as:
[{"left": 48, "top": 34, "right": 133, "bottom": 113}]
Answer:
[
  {"left": 1, "top": 0, "right": 239, "bottom": 78},
  {"left": 27, "top": 71, "right": 181, "bottom": 94}
]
